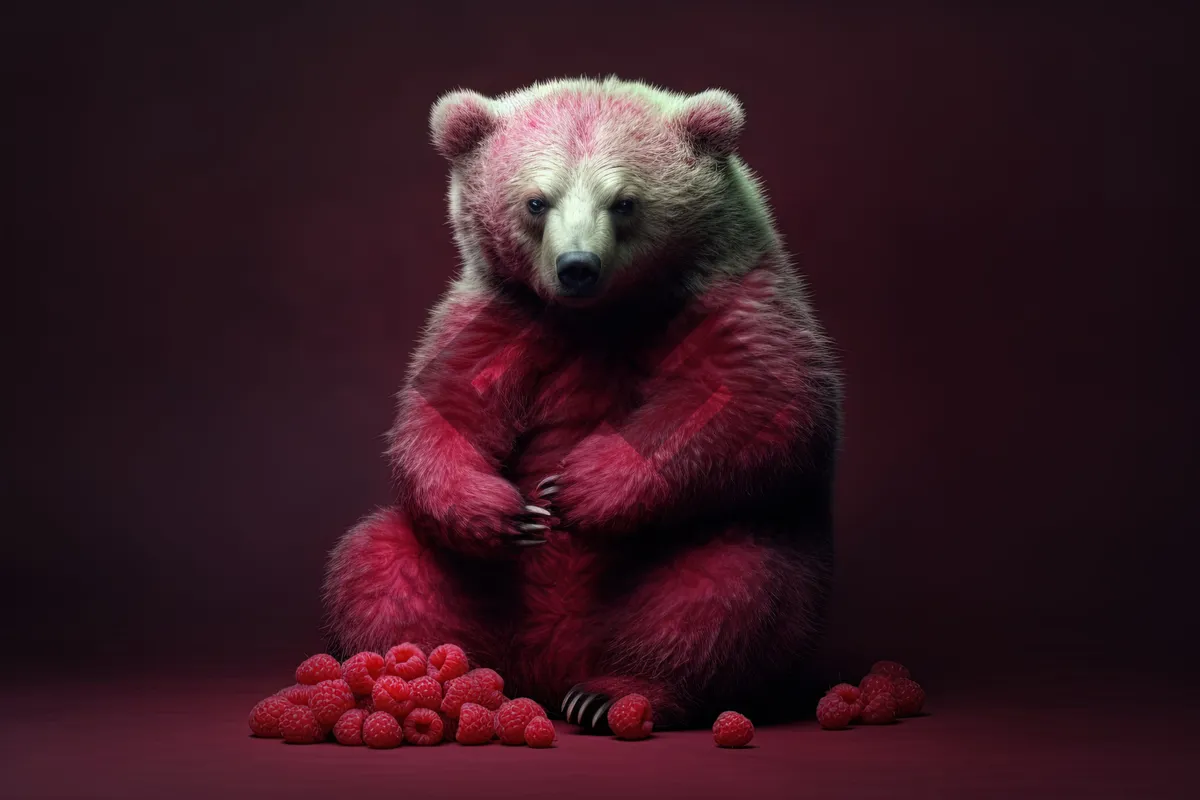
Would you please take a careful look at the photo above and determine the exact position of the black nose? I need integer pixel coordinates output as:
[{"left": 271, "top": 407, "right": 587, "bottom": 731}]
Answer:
[{"left": 555, "top": 251, "right": 602, "bottom": 295}]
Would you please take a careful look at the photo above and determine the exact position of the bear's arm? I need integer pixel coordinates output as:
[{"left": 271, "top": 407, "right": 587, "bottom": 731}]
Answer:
[
  {"left": 386, "top": 289, "right": 541, "bottom": 556},
  {"left": 552, "top": 268, "right": 841, "bottom": 537}
]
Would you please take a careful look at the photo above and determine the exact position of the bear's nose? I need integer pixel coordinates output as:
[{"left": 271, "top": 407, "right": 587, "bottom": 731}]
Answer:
[{"left": 555, "top": 251, "right": 602, "bottom": 295}]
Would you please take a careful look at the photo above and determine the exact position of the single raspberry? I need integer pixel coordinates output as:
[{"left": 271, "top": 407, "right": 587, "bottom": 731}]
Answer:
[
  {"left": 607, "top": 694, "right": 654, "bottom": 741},
  {"left": 524, "top": 716, "right": 556, "bottom": 748},
  {"left": 248, "top": 695, "right": 292, "bottom": 737},
  {"left": 341, "top": 651, "right": 385, "bottom": 695},
  {"left": 440, "top": 676, "right": 474, "bottom": 718},
  {"left": 426, "top": 644, "right": 469, "bottom": 683},
  {"left": 403, "top": 707, "right": 444, "bottom": 746},
  {"left": 495, "top": 698, "right": 548, "bottom": 745},
  {"left": 355, "top": 694, "right": 375, "bottom": 712},
  {"left": 827, "top": 682, "right": 862, "bottom": 706},
  {"left": 384, "top": 643, "right": 427, "bottom": 681},
  {"left": 275, "top": 684, "right": 311, "bottom": 706},
  {"left": 816, "top": 694, "right": 856, "bottom": 730},
  {"left": 466, "top": 667, "right": 504, "bottom": 693},
  {"left": 309, "top": 678, "right": 356, "bottom": 726},
  {"left": 279, "top": 704, "right": 325, "bottom": 744},
  {"left": 333, "top": 708, "right": 368, "bottom": 746},
  {"left": 455, "top": 702, "right": 494, "bottom": 745},
  {"left": 712, "top": 711, "right": 754, "bottom": 748},
  {"left": 869, "top": 660, "right": 912, "bottom": 679},
  {"left": 362, "top": 711, "right": 402, "bottom": 748},
  {"left": 891, "top": 677, "right": 926, "bottom": 716},
  {"left": 441, "top": 713, "right": 458, "bottom": 743},
  {"left": 409, "top": 675, "right": 443, "bottom": 710},
  {"left": 295, "top": 653, "right": 342, "bottom": 685},
  {"left": 860, "top": 692, "right": 899, "bottom": 724},
  {"left": 372, "top": 675, "right": 414, "bottom": 719},
  {"left": 859, "top": 673, "right": 895, "bottom": 701}
]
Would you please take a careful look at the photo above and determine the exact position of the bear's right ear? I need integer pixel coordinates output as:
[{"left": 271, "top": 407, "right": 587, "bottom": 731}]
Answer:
[{"left": 430, "top": 90, "right": 499, "bottom": 161}]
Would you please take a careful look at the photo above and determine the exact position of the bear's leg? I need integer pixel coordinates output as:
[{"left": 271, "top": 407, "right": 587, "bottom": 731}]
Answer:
[
  {"left": 562, "top": 529, "right": 829, "bottom": 731},
  {"left": 322, "top": 507, "right": 516, "bottom": 664}
]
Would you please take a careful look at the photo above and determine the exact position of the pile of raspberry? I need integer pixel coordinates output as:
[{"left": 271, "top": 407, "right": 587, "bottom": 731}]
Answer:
[
  {"left": 248, "top": 644, "right": 556, "bottom": 748},
  {"left": 816, "top": 660, "right": 927, "bottom": 729}
]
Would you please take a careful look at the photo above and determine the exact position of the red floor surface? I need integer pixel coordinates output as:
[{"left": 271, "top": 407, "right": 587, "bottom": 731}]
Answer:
[{"left": 3, "top": 673, "right": 1194, "bottom": 799}]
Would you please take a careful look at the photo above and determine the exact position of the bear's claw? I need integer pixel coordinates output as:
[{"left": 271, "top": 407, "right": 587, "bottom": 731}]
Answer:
[{"left": 562, "top": 684, "right": 614, "bottom": 734}]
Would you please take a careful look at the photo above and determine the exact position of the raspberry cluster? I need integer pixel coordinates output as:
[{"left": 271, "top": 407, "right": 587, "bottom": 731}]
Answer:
[
  {"left": 816, "top": 659, "right": 927, "bottom": 730},
  {"left": 247, "top": 643, "right": 555, "bottom": 749}
]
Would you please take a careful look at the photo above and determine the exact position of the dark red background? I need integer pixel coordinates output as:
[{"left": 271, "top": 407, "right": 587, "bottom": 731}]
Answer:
[{"left": 6, "top": 2, "right": 1196, "bottom": 693}]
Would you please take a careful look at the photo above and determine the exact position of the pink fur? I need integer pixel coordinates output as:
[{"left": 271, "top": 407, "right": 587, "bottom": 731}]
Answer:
[{"left": 323, "top": 78, "right": 842, "bottom": 728}]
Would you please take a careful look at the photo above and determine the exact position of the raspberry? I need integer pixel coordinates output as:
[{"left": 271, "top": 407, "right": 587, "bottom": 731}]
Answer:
[
  {"left": 372, "top": 675, "right": 414, "bottom": 719},
  {"left": 816, "top": 694, "right": 856, "bottom": 730},
  {"left": 341, "top": 651, "right": 385, "bottom": 695},
  {"left": 441, "top": 675, "right": 503, "bottom": 717},
  {"left": 403, "top": 707, "right": 444, "bottom": 745},
  {"left": 466, "top": 667, "right": 504, "bottom": 693},
  {"left": 712, "top": 711, "right": 754, "bottom": 748},
  {"left": 409, "top": 675, "right": 443, "bottom": 710},
  {"left": 441, "top": 713, "right": 458, "bottom": 742},
  {"left": 860, "top": 692, "right": 899, "bottom": 724},
  {"left": 455, "top": 702, "right": 494, "bottom": 745},
  {"left": 295, "top": 653, "right": 342, "bottom": 685},
  {"left": 859, "top": 673, "right": 895, "bottom": 701},
  {"left": 607, "top": 694, "right": 654, "bottom": 741},
  {"left": 309, "top": 678, "right": 356, "bottom": 726},
  {"left": 524, "top": 716, "right": 556, "bottom": 748},
  {"left": 275, "top": 684, "right": 311, "bottom": 705},
  {"left": 869, "top": 660, "right": 911, "bottom": 679},
  {"left": 426, "top": 643, "right": 469, "bottom": 683},
  {"left": 333, "top": 708, "right": 368, "bottom": 746},
  {"left": 362, "top": 711, "right": 402, "bottom": 748},
  {"left": 495, "top": 698, "right": 548, "bottom": 745},
  {"left": 279, "top": 705, "right": 325, "bottom": 744},
  {"left": 827, "top": 682, "right": 862, "bottom": 706},
  {"left": 892, "top": 677, "right": 926, "bottom": 716},
  {"left": 384, "top": 643, "right": 427, "bottom": 681},
  {"left": 248, "top": 695, "right": 292, "bottom": 737}
]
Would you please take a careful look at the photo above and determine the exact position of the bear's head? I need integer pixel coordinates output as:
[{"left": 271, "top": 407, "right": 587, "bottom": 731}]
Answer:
[{"left": 429, "top": 77, "right": 775, "bottom": 307}]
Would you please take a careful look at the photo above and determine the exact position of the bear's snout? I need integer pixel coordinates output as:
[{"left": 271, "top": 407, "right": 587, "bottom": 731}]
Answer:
[{"left": 555, "top": 251, "right": 602, "bottom": 297}]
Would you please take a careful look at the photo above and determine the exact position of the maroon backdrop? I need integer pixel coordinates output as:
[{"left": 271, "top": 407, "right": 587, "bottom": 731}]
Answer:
[{"left": 7, "top": 2, "right": 1196, "bottom": 687}]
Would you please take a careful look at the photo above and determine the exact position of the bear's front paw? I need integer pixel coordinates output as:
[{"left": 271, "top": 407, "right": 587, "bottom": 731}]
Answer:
[{"left": 551, "top": 435, "right": 664, "bottom": 534}]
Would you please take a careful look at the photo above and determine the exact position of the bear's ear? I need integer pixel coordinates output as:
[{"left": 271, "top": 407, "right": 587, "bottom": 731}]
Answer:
[
  {"left": 430, "top": 90, "right": 499, "bottom": 160},
  {"left": 677, "top": 89, "right": 745, "bottom": 157}
]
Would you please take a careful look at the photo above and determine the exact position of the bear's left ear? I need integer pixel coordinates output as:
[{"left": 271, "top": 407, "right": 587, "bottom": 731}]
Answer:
[
  {"left": 677, "top": 89, "right": 746, "bottom": 158},
  {"left": 430, "top": 89, "right": 499, "bottom": 161}
]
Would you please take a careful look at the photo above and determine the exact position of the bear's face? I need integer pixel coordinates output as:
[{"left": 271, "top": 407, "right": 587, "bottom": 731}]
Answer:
[{"left": 430, "top": 78, "right": 748, "bottom": 307}]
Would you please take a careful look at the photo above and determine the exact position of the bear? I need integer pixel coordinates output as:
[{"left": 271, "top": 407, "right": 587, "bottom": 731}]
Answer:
[{"left": 322, "top": 76, "right": 843, "bottom": 731}]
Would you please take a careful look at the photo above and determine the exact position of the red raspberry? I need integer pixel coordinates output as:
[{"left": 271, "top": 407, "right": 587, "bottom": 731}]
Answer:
[
  {"left": 296, "top": 654, "right": 342, "bottom": 685},
  {"left": 441, "top": 713, "right": 458, "bottom": 742},
  {"left": 466, "top": 667, "right": 504, "bottom": 693},
  {"left": 440, "top": 676, "right": 474, "bottom": 718},
  {"left": 859, "top": 673, "right": 895, "bottom": 701},
  {"left": 827, "top": 682, "right": 862, "bottom": 706},
  {"left": 816, "top": 694, "right": 856, "bottom": 730},
  {"left": 712, "top": 711, "right": 754, "bottom": 748},
  {"left": 403, "top": 707, "right": 444, "bottom": 746},
  {"left": 495, "top": 698, "right": 548, "bottom": 745},
  {"left": 892, "top": 677, "right": 926, "bottom": 716},
  {"left": 409, "top": 676, "right": 443, "bottom": 710},
  {"left": 275, "top": 684, "right": 311, "bottom": 705},
  {"left": 279, "top": 704, "right": 325, "bottom": 744},
  {"left": 372, "top": 675, "right": 414, "bottom": 719},
  {"left": 607, "top": 694, "right": 654, "bottom": 741},
  {"left": 524, "top": 716, "right": 556, "bottom": 748},
  {"left": 341, "top": 651, "right": 385, "bottom": 695},
  {"left": 333, "top": 708, "right": 368, "bottom": 746},
  {"left": 384, "top": 643, "right": 427, "bottom": 681},
  {"left": 869, "top": 660, "right": 911, "bottom": 679},
  {"left": 860, "top": 692, "right": 899, "bottom": 724},
  {"left": 478, "top": 687, "right": 506, "bottom": 711},
  {"left": 426, "top": 643, "right": 469, "bottom": 683},
  {"left": 362, "top": 711, "right": 402, "bottom": 748},
  {"left": 248, "top": 695, "right": 292, "bottom": 737},
  {"left": 455, "top": 702, "right": 494, "bottom": 745},
  {"left": 309, "top": 678, "right": 356, "bottom": 726}
]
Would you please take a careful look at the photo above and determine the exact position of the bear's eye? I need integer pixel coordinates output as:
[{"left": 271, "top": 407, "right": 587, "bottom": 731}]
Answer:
[
  {"left": 527, "top": 198, "right": 547, "bottom": 215},
  {"left": 613, "top": 198, "right": 636, "bottom": 216}
]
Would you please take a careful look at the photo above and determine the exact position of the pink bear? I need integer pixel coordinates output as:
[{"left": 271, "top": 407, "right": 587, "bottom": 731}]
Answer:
[{"left": 323, "top": 77, "right": 842, "bottom": 730}]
